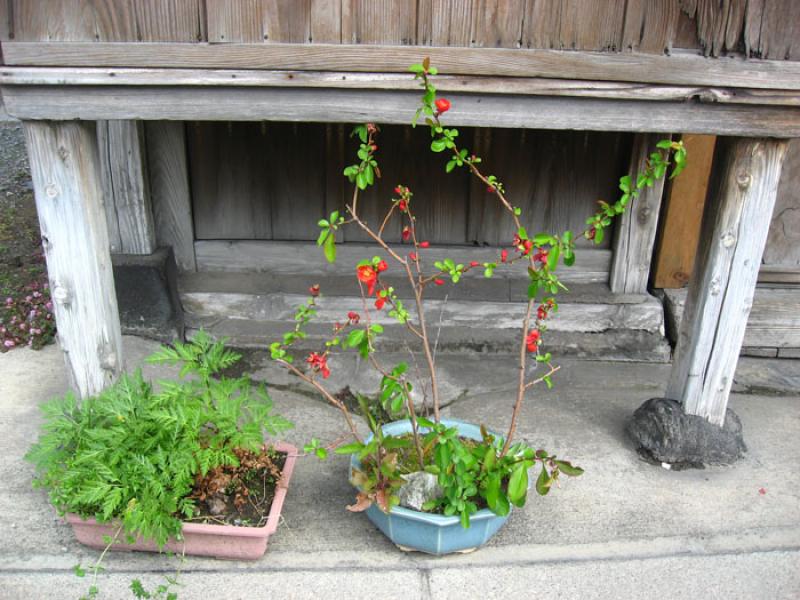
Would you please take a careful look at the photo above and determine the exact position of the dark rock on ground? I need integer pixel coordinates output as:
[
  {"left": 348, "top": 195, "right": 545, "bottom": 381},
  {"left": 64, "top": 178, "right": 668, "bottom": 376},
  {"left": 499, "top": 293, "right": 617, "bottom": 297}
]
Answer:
[{"left": 627, "top": 397, "right": 746, "bottom": 467}]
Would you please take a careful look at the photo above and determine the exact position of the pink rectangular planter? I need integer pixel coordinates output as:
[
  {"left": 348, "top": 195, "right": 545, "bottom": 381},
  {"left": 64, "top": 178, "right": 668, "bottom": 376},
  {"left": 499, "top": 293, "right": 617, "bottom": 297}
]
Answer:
[{"left": 66, "top": 441, "right": 297, "bottom": 560}]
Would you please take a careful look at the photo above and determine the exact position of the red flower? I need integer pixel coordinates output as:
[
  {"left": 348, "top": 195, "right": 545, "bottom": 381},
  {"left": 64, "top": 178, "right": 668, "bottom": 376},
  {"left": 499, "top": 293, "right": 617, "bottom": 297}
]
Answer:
[
  {"left": 500, "top": 249, "right": 508, "bottom": 263},
  {"left": 434, "top": 279, "right": 445, "bottom": 286},
  {"left": 435, "top": 98, "right": 451, "bottom": 113},
  {"left": 376, "top": 260, "right": 388, "bottom": 273},
  {"left": 487, "top": 186, "right": 495, "bottom": 193},
  {"left": 309, "top": 284, "right": 320, "bottom": 297},
  {"left": 347, "top": 311, "right": 360, "bottom": 324},
  {"left": 402, "top": 226, "right": 411, "bottom": 241},
  {"left": 587, "top": 227, "right": 597, "bottom": 240},
  {"left": 537, "top": 307, "right": 547, "bottom": 321},
  {"left": 526, "top": 329, "right": 541, "bottom": 353},
  {"left": 523, "top": 240, "right": 534, "bottom": 255},
  {"left": 398, "top": 200, "right": 408, "bottom": 212},
  {"left": 375, "top": 296, "right": 386, "bottom": 310},
  {"left": 409, "top": 252, "right": 418, "bottom": 261},
  {"left": 394, "top": 185, "right": 403, "bottom": 195},
  {"left": 534, "top": 249, "right": 549, "bottom": 263},
  {"left": 306, "top": 352, "right": 331, "bottom": 379},
  {"left": 419, "top": 241, "right": 430, "bottom": 248},
  {"left": 371, "top": 144, "right": 378, "bottom": 151},
  {"left": 357, "top": 265, "right": 378, "bottom": 296},
  {"left": 470, "top": 261, "right": 480, "bottom": 268}
]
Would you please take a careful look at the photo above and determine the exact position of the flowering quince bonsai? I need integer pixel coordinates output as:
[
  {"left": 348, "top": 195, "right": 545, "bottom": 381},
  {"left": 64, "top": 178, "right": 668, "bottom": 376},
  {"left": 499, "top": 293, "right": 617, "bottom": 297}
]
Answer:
[{"left": 270, "top": 58, "right": 687, "bottom": 527}]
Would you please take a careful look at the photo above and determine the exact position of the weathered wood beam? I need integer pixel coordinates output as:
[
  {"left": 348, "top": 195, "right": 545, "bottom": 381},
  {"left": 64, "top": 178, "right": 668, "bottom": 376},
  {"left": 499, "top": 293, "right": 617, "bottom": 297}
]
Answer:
[
  {"left": 23, "top": 120, "right": 124, "bottom": 397},
  {"left": 144, "top": 121, "right": 196, "bottom": 271},
  {"left": 96, "top": 120, "right": 156, "bottom": 255},
  {"left": 1, "top": 67, "right": 798, "bottom": 106},
  {"left": 666, "top": 138, "right": 789, "bottom": 426},
  {"left": 610, "top": 133, "right": 670, "bottom": 294},
  {"left": 3, "top": 42, "right": 800, "bottom": 90},
  {"left": 2, "top": 85, "right": 799, "bottom": 137}
]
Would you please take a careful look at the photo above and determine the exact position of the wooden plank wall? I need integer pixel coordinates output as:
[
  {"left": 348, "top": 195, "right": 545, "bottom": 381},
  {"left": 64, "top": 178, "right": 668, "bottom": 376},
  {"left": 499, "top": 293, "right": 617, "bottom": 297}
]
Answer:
[
  {"left": 8, "top": 0, "right": 204, "bottom": 42},
  {"left": 188, "top": 121, "right": 624, "bottom": 248},
  {"left": 2, "top": 1, "right": 797, "bottom": 59},
  {"left": 763, "top": 139, "right": 800, "bottom": 269}
]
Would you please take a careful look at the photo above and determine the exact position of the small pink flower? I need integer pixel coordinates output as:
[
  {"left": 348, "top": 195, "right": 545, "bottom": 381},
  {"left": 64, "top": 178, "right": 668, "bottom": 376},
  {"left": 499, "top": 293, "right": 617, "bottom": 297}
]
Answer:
[
  {"left": 45, "top": 302, "right": 53, "bottom": 310},
  {"left": 4, "top": 298, "right": 11, "bottom": 305},
  {"left": 3, "top": 340, "right": 15, "bottom": 348}
]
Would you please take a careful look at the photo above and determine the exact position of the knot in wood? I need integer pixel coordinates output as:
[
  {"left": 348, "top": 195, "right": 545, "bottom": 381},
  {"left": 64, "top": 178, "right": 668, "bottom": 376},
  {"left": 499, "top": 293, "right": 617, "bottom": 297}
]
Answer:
[
  {"left": 709, "top": 276, "right": 721, "bottom": 296},
  {"left": 736, "top": 171, "right": 752, "bottom": 189},
  {"left": 100, "top": 350, "right": 118, "bottom": 371},
  {"left": 45, "top": 183, "right": 59, "bottom": 198},
  {"left": 57, "top": 146, "right": 70, "bottom": 162},
  {"left": 720, "top": 231, "right": 736, "bottom": 248},
  {"left": 52, "top": 285, "right": 70, "bottom": 305}
]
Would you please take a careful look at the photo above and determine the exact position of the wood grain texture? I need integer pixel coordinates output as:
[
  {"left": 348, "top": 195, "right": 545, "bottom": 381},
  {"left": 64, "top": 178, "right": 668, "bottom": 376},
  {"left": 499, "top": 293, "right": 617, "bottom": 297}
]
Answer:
[
  {"left": 763, "top": 138, "right": 800, "bottom": 268},
  {"left": 342, "top": 0, "right": 416, "bottom": 45},
  {"left": 310, "top": 0, "right": 342, "bottom": 43},
  {"left": 467, "top": 129, "right": 626, "bottom": 247},
  {"left": 4, "top": 85, "right": 799, "bottom": 138},
  {"left": 4, "top": 67, "right": 798, "bottom": 106},
  {"left": 522, "top": 0, "right": 561, "bottom": 49},
  {"left": 263, "top": 0, "right": 311, "bottom": 43},
  {"left": 145, "top": 121, "right": 196, "bottom": 271},
  {"left": 188, "top": 121, "right": 272, "bottom": 239},
  {"left": 664, "top": 287, "right": 800, "bottom": 349},
  {"left": 559, "top": 0, "right": 625, "bottom": 51},
  {"left": 207, "top": 0, "right": 263, "bottom": 42},
  {"left": 653, "top": 134, "right": 717, "bottom": 288},
  {"left": 610, "top": 133, "right": 669, "bottom": 294},
  {"left": 266, "top": 122, "right": 326, "bottom": 240},
  {"left": 23, "top": 120, "right": 123, "bottom": 397},
  {"left": 744, "top": 0, "right": 799, "bottom": 60},
  {"left": 417, "top": 0, "right": 473, "bottom": 47},
  {"left": 6, "top": 42, "right": 800, "bottom": 89},
  {"left": 132, "top": 0, "right": 203, "bottom": 42},
  {"left": 97, "top": 120, "right": 156, "bottom": 254},
  {"left": 622, "top": 0, "right": 680, "bottom": 55},
  {"left": 470, "top": 0, "right": 524, "bottom": 48},
  {"left": 667, "top": 137, "right": 789, "bottom": 425},
  {"left": 11, "top": 0, "right": 203, "bottom": 42}
]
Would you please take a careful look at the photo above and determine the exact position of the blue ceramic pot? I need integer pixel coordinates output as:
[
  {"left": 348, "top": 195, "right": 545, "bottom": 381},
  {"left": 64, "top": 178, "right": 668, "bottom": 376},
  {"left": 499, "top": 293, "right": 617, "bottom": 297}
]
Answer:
[{"left": 350, "top": 419, "right": 510, "bottom": 555}]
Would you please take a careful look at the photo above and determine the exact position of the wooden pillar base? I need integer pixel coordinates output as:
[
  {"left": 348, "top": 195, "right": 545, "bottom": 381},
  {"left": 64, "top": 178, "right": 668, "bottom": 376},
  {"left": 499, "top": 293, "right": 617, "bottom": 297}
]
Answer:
[
  {"left": 24, "top": 121, "right": 124, "bottom": 397},
  {"left": 666, "top": 137, "right": 788, "bottom": 425}
]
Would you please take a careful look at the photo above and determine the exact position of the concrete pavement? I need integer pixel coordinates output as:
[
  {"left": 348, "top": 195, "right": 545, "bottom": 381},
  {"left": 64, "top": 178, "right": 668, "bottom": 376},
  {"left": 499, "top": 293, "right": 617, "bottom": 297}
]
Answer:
[{"left": 1, "top": 337, "right": 798, "bottom": 599}]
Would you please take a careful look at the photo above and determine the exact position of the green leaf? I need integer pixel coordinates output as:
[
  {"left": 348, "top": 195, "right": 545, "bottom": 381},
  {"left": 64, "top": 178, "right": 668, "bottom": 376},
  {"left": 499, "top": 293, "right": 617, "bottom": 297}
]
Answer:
[
  {"left": 323, "top": 232, "right": 337, "bottom": 263},
  {"left": 507, "top": 464, "right": 528, "bottom": 506},
  {"left": 517, "top": 227, "right": 528, "bottom": 240},
  {"left": 594, "top": 227, "right": 605, "bottom": 245},
  {"left": 535, "top": 466, "right": 552, "bottom": 496},
  {"left": 430, "top": 138, "right": 447, "bottom": 153},
  {"left": 445, "top": 159, "right": 456, "bottom": 173},
  {"left": 528, "top": 281, "right": 540, "bottom": 300},
  {"left": 317, "top": 228, "right": 330, "bottom": 247},
  {"left": 555, "top": 460, "right": 584, "bottom": 476},
  {"left": 335, "top": 442, "right": 363, "bottom": 455},
  {"left": 513, "top": 207, "right": 522, "bottom": 216},
  {"left": 656, "top": 139, "right": 673, "bottom": 150},
  {"left": 547, "top": 244, "right": 560, "bottom": 271},
  {"left": 345, "top": 329, "right": 366, "bottom": 348}
]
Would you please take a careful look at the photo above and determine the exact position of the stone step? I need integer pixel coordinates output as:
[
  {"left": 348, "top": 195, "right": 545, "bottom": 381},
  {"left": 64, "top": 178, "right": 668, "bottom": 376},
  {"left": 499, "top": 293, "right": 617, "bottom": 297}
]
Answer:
[{"left": 180, "top": 278, "right": 671, "bottom": 362}]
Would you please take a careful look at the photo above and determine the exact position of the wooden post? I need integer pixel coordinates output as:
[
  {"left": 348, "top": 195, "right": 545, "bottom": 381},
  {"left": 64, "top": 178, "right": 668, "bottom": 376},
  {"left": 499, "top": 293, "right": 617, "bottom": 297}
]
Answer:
[
  {"left": 145, "top": 121, "right": 197, "bottom": 271},
  {"left": 97, "top": 120, "right": 156, "bottom": 255},
  {"left": 652, "top": 134, "right": 717, "bottom": 289},
  {"left": 24, "top": 121, "right": 124, "bottom": 397},
  {"left": 667, "top": 138, "right": 789, "bottom": 425},
  {"left": 610, "top": 133, "right": 669, "bottom": 294}
]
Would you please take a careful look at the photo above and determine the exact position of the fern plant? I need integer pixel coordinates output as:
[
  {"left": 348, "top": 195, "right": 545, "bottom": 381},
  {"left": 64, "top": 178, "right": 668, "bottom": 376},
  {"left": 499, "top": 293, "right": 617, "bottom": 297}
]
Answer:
[{"left": 26, "top": 331, "right": 294, "bottom": 547}]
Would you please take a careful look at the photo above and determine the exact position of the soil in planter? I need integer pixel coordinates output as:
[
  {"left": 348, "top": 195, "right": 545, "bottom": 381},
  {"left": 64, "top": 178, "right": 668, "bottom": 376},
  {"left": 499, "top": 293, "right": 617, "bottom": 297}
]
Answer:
[{"left": 188, "top": 446, "right": 287, "bottom": 527}]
